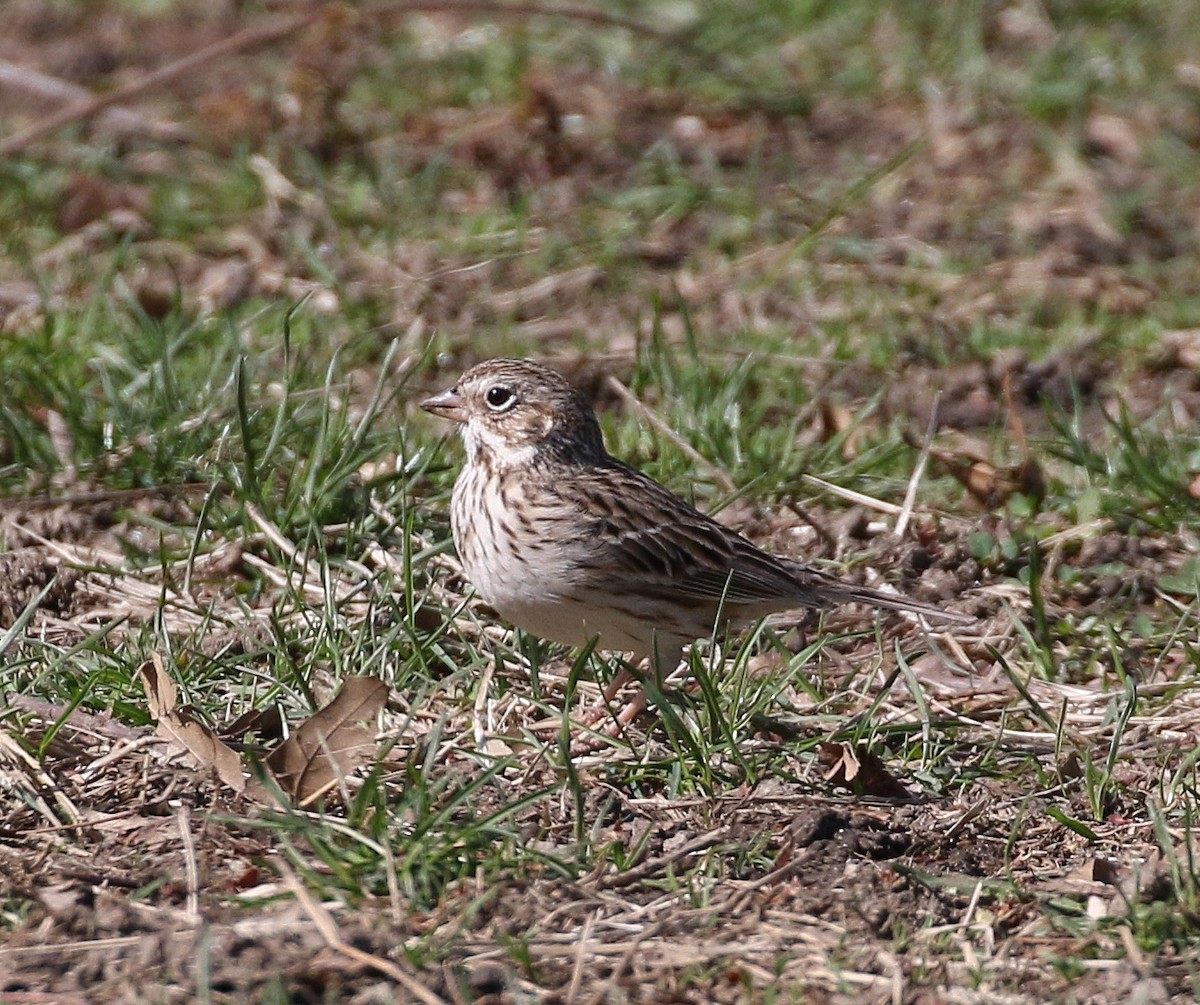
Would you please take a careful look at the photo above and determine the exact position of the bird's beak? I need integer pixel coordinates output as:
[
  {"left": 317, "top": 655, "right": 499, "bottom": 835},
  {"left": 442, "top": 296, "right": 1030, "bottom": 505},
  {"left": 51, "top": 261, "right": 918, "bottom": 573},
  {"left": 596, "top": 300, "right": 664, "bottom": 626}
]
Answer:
[{"left": 420, "top": 387, "right": 467, "bottom": 423}]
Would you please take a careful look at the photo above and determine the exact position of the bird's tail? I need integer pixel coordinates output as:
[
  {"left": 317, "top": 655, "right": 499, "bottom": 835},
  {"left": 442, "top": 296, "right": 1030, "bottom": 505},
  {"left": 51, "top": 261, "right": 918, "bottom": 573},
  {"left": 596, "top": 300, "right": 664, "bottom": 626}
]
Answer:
[{"left": 795, "top": 564, "right": 972, "bottom": 624}]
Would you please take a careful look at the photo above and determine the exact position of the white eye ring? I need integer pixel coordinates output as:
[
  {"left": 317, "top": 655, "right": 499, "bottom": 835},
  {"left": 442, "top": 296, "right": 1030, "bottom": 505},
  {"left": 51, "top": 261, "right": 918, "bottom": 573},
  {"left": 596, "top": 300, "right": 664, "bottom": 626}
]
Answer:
[{"left": 485, "top": 385, "right": 517, "bottom": 411}]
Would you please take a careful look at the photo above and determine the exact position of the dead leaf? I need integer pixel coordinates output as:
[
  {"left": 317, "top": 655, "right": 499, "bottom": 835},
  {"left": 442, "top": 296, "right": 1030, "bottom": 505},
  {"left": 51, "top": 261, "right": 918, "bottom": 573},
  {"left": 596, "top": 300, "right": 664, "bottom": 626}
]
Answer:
[
  {"left": 265, "top": 676, "right": 388, "bottom": 806},
  {"left": 1159, "top": 328, "right": 1200, "bottom": 370},
  {"left": 913, "top": 431, "right": 1046, "bottom": 509},
  {"left": 221, "top": 705, "right": 285, "bottom": 743},
  {"left": 961, "top": 457, "right": 1045, "bottom": 508},
  {"left": 196, "top": 259, "right": 254, "bottom": 313},
  {"left": 38, "top": 883, "right": 86, "bottom": 921},
  {"left": 57, "top": 172, "right": 150, "bottom": 233},
  {"left": 819, "top": 742, "right": 911, "bottom": 799},
  {"left": 139, "top": 654, "right": 247, "bottom": 794},
  {"left": 818, "top": 401, "right": 867, "bottom": 460},
  {"left": 1084, "top": 113, "right": 1142, "bottom": 165},
  {"left": 1071, "top": 858, "right": 1121, "bottom": 886}
]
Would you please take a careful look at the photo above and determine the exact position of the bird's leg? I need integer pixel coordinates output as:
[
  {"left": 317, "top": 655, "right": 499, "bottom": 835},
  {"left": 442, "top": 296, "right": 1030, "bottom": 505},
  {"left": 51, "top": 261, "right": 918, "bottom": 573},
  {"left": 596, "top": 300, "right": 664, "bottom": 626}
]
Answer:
[
  {"left": 525, "top": 654, "right": 644, "bottom": 740},
  {"left": 606, "top": 655, "right": 652, "bottom": 728},
  {"left": 567, "top": 648, "right": 693, "bottom": 754},
  {"left": 568, "top": 659, "right": 650, "bottom": 754},
  {"left": 582, "top": 644, "right": 683, "bottom": 733},
  {"left": 576, "top": 655, "right": 641, "bottom": 729},
  {"left": 599, "top": 663, "right": 635, "bottom": 706}
]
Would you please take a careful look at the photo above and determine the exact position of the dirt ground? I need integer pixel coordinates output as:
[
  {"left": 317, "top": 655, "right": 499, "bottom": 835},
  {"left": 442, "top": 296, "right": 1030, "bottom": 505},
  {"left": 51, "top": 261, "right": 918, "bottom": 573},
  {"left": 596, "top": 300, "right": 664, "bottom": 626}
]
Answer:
[{"left": 2, "top": 733, "right": 1191, "bottom": 1003}]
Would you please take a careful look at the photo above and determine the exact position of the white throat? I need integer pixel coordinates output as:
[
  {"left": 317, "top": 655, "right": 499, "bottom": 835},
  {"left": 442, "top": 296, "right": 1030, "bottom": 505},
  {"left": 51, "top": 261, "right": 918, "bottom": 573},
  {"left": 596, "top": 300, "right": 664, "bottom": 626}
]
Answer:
[{"left": 463, "top": 422, "right": 539, "bottom": 470}]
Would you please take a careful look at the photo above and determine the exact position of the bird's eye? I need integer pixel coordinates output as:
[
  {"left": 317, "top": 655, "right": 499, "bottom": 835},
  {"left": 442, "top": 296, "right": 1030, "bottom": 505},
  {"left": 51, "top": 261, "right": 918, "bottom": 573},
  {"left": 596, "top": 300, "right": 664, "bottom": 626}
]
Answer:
[{"left": 485, "top": 385, "right": 516, "bottom": 411}]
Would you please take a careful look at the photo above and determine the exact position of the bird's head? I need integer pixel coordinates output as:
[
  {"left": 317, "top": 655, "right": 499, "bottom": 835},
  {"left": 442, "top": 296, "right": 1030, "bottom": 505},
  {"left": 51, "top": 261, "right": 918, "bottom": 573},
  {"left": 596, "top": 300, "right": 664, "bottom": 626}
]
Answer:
[{"left": 421, "top": 358, "right": 605, "bottom": 470}]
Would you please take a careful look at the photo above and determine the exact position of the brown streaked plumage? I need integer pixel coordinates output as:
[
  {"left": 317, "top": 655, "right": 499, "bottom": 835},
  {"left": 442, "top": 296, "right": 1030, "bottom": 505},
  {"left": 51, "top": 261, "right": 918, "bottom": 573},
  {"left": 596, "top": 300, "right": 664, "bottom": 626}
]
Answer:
[{"left": 422, "top": 358, "right": 968, "bottom": 686}]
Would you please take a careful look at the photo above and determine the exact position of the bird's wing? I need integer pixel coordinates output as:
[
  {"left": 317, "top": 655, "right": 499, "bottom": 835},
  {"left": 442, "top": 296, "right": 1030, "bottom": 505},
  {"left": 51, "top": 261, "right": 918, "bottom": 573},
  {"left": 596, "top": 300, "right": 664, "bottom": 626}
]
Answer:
[
  {"left": 541, "top": 461, "right": 830, "bottom": 607},
  {"left": 527, "top": 460, "right": 965, "bottom": 622}
]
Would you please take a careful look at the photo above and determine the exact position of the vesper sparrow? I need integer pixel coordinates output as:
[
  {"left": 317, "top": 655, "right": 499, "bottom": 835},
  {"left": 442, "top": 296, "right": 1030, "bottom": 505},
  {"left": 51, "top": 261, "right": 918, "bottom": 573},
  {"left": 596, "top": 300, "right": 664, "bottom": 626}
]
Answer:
[{"left": 422, "top": 359, "right": 966, "bottom": 716}]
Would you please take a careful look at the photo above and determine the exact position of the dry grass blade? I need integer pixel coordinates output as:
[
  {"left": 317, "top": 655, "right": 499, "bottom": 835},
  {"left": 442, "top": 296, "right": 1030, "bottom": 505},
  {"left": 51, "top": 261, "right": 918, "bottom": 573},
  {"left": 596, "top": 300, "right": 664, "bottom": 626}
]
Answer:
[
  {"left": 6, "top": 694, "right": 141, "bottom": 742},
  {"left": 604, "top": 375, "right": 737, "bottom": 492},
  {"left": 3, "top": 2, "right": 1197, "bottom": 1000},
  {"left": 801, "top": 474, "right": 904, "bottom": 515},
  {"left": 175, "top": 803, "right": 201, "bottom": 921},
  {"left": 565, "top": 909, "right": 598, "bottom": 1005},
  {"left": 277, "top": 858, "right": 449, "bottom": 1005},
  {"left": 0, "top": 729, "right": 81, "bottom": 826},
  {"left": 894, "top": 394, "right": 938, "bottom": 539},
  {"left": 264, "top": 676, "right": 389, "bottom": 805},
  {"left": 594, "top": 829, "right": 727, "bottom": 890}
]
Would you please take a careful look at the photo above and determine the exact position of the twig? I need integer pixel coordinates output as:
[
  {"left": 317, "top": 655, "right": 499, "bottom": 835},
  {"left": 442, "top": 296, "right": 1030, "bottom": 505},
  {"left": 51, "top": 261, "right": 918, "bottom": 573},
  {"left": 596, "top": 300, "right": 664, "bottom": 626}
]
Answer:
[
  {"left": 604, "top": 375, "right": 737, "bottom": 493},
  {"left": 364, "top": 0, "right": 680, "bottom": 41},
  {"left": 0, "top": 934, "right": 159, "bottom": 959},
  {"left": 595, "top": 828, "right": 726, "bottom": 890},
  {"left": 580, "top": 934, "right": 642, "bottom": 1005},
  {"left": 0, "top": 14, "right": 320, "bottom": 157},
  {"left": 0, "top": 482, "right": 214, "bottom": 512},
  {"left": 0, "top": 57, "right": 182, "bottom": 140},
  {"left": 783, "top": 501, "right": 837, "bottom": 552},
  {"left": 0, "top": 1, "right": 679, "bottom": 159},
  {"left": 4, "top": 694, "right": 144, "bottom": 742},
  {"left": 0, "top": 729, "right": 82, "bottom": 826}
]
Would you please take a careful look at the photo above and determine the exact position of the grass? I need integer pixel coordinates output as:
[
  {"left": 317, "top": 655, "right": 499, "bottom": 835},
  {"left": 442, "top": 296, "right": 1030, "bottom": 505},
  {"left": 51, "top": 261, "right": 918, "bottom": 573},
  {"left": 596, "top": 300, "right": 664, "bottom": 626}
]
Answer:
[{"left": 1, "top": 0, "right": 1200, "bottom": 1001}]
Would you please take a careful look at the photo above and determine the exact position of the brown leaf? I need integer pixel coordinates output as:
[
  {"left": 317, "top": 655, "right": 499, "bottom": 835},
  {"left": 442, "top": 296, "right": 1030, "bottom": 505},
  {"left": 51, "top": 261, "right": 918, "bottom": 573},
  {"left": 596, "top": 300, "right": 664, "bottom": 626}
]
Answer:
[
  {"left": 265, "top": 676, "right": 388, "bottom": 806},
  {"left": 819, "top": 742, "right": 911, "bottom": 799},
  {"left": 1159, "top": 328, "right": 1200, "bottom": 370},
  {"left": 38, "top": 883, "right": 87, "bottom": 921},
  {"left": 1071, "top": 858, "right": 1121, "bottom": 886},
  {"left": 139, "top": 654, "right": 247, "bottom": 794},
  {"left": 1084, "top": 113, "right": 1142, "bottom": 165},
  {"left": 221, "top": 705, "right": 285, "bottom": 743},
  {"left": 818, "top": 401, "right": 867, "bottom": 460},
  {"left": 918, "top": 436, "right": 1046, "bottom": 509},
  {"left": 57, "top": 172, "right": 150, "bottom": 233},
  {"left": 963, "top": 457, "right": 1046, "bottom": 508}
]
